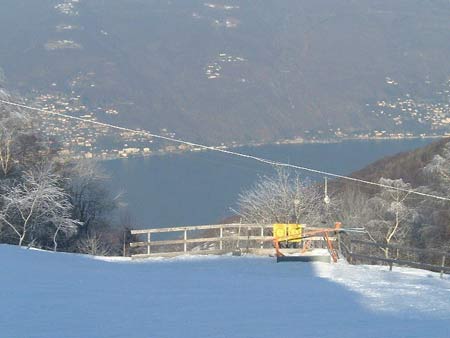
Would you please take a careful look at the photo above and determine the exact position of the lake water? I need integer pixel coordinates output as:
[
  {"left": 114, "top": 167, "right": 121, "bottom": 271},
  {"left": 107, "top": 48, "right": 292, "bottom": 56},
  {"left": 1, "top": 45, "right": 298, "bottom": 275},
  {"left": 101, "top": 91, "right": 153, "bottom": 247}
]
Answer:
[{"left": 102, "top": 138, "right": 436, "bottom": 228}]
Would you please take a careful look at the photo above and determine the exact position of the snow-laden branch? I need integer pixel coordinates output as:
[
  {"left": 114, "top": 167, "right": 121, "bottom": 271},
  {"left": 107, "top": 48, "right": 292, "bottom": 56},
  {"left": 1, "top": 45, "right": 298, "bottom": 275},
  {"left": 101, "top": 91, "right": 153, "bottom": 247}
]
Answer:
[
  {"left": 0, "top": 165, "right": 78, "bottom": 250},
  {"left": 235, "top": 167, "right": 325, "bottom": 226}
]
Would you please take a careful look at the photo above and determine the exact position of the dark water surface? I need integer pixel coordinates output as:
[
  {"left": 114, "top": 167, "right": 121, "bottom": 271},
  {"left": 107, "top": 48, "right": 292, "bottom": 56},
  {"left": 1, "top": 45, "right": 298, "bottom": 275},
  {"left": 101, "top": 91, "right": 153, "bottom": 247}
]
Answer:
[{"left": 103, "top": 138, "right": 436, "bottom": 228}]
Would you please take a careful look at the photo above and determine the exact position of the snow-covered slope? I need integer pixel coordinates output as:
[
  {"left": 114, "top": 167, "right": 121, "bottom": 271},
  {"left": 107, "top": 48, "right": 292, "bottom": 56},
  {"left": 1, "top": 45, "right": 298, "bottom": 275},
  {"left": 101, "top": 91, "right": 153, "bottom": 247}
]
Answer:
[{"left": 1, "top": 245, "right": 449, "bottom": 338}]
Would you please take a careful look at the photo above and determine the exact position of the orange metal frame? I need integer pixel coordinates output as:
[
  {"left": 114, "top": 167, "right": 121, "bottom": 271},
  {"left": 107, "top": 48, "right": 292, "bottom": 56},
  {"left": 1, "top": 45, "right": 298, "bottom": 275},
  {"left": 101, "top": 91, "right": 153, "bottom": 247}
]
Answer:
[{"left": 273, "top": 222, "right": 341, "bottom": 262}]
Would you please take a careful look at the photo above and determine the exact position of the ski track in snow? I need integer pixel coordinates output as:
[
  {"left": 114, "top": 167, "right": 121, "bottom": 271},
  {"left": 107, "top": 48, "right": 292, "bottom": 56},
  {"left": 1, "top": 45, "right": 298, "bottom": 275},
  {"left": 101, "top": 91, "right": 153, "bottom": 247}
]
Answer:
[{"left": 1, "top": 245, "right": 450, "bottom": 338}]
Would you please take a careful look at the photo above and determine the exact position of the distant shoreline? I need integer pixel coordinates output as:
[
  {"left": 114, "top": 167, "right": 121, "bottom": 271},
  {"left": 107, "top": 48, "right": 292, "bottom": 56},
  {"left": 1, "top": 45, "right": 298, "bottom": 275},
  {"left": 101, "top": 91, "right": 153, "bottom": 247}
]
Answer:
[{"left": 92, "top": 134, "right": 445, "bottom": 162}]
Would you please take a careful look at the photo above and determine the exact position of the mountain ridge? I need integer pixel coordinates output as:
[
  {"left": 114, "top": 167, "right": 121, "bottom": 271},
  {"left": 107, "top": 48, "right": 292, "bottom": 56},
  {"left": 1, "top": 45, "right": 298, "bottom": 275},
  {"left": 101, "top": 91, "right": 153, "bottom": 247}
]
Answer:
[{"left": 1, "top": 0, "right": 450, "bottom": 144}]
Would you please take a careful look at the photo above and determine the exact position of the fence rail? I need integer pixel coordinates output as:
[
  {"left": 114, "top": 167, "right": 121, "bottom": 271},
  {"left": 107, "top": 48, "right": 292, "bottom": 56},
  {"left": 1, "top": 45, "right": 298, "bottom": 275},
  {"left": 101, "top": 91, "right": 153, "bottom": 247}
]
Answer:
[
  {"left": 130, "top": 223, "right": 270, "bottom": 234},
  {"left": 350, "top": 239, "right": 450, "bottom": 256},
  {"left": 341, "top": 239, "right": 449, "bottom": 278}
]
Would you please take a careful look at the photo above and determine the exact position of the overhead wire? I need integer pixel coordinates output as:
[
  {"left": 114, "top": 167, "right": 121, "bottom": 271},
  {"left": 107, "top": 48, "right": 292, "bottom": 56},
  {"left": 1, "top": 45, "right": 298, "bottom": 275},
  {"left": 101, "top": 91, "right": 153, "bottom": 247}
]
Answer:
[{"left": 1, "top": 97, "right": 450, "bottom": 202}]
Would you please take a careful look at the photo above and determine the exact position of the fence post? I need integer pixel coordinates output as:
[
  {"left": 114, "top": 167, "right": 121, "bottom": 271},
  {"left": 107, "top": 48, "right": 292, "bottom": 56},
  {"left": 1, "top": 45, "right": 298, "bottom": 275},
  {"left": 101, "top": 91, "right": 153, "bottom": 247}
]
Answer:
[
  {"left": 147, "top": 232, "right": 151, "bottom": 255},
  {"left": 123, "top": 230, "right": 127, "bottom": 257},
  {"left": 236, "top": 224, "right": 241, "bottom": 249},
  {"left": 389, "top": 261, "right": 393, "bottom": 271},
  {"left": 349, "top": 241, "right": 353, "bottom": 264},
  {"left": 260, "top": 226, "right": 264, "bottom": 249},
  {"left": 441, "top": 255, "right": 446, "bottom": 279},
  {"left": 246, "top": 227, "right": 250, "bottom": 253},
  {"left": 184, "top": 230, "right": 187, "bottom": 253},
  {"left": 337, "top": 232, "right": 342, "bottom": 254},
  {"left": 219, "top": 226, "right": 223, "bottom": 250}
]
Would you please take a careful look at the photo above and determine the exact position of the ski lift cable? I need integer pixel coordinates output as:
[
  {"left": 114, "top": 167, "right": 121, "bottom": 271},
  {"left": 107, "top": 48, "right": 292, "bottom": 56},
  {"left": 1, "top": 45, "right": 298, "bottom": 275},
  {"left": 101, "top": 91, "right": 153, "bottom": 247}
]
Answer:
[{"left": 1, "top": 98, "right": 450, "bottom": 202}]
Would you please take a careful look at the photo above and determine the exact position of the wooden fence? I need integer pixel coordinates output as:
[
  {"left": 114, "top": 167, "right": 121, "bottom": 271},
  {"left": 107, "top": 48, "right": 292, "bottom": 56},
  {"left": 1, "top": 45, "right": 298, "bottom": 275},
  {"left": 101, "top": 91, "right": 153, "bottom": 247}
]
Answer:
[
  {"left": 129, "top": 224, "right": 450, "bottom": 278},
  {"left": 340, "top": 238, "right": 450, "bottom": 278},
  {"left": 129, "top": 223, "right": 331, "bottom": 259}
]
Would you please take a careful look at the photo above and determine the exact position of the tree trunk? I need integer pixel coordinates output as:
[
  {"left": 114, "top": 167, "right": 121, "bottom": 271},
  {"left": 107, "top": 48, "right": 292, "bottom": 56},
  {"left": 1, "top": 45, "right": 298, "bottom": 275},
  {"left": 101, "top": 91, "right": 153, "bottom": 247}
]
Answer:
[
  {"left": 53, "top": 228, "right": 60, "bottom": 252},
  {"left": 18, "top": 234, "right": 25, "bottom": 247}
]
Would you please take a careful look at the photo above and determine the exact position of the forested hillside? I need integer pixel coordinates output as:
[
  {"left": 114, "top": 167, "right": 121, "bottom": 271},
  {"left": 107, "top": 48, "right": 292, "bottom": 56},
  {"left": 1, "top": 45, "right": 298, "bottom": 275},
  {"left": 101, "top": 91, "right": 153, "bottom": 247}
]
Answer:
[
  {"left": 0, "top": 0, "right": 450, "bottom": 144},
  {"left": 336, "top": 138, "right": 450, "bottom": 251}
]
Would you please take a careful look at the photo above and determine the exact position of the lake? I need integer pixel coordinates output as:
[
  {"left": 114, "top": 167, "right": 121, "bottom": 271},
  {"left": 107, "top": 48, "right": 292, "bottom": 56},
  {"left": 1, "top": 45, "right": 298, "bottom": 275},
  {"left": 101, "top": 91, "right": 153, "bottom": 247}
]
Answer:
[{"left": 102, "top": 138, "right": 436, "bottom": 228}]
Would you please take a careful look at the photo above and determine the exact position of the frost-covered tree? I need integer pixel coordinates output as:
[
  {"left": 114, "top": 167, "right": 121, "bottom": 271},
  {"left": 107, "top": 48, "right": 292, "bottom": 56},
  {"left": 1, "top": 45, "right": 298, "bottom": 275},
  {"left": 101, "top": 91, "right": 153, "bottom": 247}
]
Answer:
[
  {"left": 416, "top": 142, "right": 450, "bottom": 249},
  {"left": 77, "top": 232, "right": 111, "bottom": 256},
  {"left": 423, "top": 142, "right": 450, "bottom": 192},
  {"left": 333, "top": 186, "right": 372, "bottom": 229},
  {"left": 0, "top": 165, "right": 77, "bottom": 249},
  {"left": 63, "top": 160, "right": 118, "bottom": 236},
  {"left": 0, "top": 97, "right": 46, "bottom": 177},
  {"left": 236, "top": 168, "right": 324, "bottom": 225},
  {"left": 365, "top": 178, "right": 418, "bottom": 257},
  {"left": 0, "top": 109, "right": 28, "bottom": 176}
]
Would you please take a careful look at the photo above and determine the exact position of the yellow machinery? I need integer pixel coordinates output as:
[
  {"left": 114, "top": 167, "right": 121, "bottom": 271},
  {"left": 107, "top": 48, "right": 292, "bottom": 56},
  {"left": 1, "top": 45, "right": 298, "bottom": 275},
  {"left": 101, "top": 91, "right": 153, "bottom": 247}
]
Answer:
[
  {"left": 273, "top": 223, "right": 303, "bottom": 246},
  {"left": 273, "top": 222, "right": 342, "bottom": 262}
]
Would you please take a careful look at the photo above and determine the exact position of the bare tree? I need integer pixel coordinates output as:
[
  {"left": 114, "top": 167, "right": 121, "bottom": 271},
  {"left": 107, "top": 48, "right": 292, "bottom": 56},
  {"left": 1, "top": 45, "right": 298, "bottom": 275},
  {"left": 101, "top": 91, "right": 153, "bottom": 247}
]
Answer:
[
  {"left": 0, "top": 126, "right": 13, "bottom": 176},
  {"left": 416, "top": 143, "right": 450, "bottom": 250},
  {"left": 0, "top": 165, "right": 77, "bottom": 249},
  {"left": 77, "top": 232, "right": 110, "bottom": 256},
  {"left": 0, "top": 98, "right": 48, "bottom": 177},
  {"left": 365, "top": 178, "right": 418, "bottom": 258},
  {"left": 333, "top": 185, "right": 372, "bottom": 229},
  {"left": 423, "top": 142, "right": 450, "bottom": 192},
  {"left": 236, "top": 168, "right": 324, "bottom": 226},
  {"left": 63, "top": 160, "right": 118, "bottom": 236},
  {"left": 0, "top": 109, "right": 30, "bottom": 176}
]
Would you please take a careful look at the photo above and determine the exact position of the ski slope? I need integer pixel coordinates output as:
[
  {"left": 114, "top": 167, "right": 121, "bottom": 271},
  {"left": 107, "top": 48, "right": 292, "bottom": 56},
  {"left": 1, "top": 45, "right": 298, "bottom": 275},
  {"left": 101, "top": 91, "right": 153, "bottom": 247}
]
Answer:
[{"left": 1, "top": 244, "right": 450, "bottom": 338}]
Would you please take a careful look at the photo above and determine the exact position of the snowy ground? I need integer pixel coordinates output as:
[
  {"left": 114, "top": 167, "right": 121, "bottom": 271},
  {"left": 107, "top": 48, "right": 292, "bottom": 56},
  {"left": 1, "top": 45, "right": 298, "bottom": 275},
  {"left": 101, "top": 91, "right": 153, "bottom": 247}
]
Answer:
[{"left": 1, "top": 245, "right": 450, "bottom": 338}]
